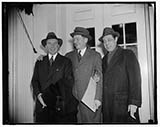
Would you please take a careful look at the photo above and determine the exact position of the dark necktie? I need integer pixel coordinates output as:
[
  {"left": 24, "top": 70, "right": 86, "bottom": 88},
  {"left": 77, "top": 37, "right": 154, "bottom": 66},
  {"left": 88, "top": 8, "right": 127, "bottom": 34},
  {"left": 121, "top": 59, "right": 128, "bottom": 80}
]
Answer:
[
  {"left": 49, "top": 56, "right": 53, "bottom": 66},
  {"left": 77, "top": 50, "right": 81, "bottom": 62}
]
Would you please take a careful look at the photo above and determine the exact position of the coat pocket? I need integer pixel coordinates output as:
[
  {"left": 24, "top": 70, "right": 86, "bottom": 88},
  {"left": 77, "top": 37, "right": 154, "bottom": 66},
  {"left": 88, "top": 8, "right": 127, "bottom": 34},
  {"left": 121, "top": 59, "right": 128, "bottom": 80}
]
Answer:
[
  {"left": 115, "top": 93, "right": 128, "bottom": 102},
  {"left": 114, "top": 93, "right": 128, "bottom": 114},
  {"left": 55, "top": 96, "right": 66, "bottom": 116}
]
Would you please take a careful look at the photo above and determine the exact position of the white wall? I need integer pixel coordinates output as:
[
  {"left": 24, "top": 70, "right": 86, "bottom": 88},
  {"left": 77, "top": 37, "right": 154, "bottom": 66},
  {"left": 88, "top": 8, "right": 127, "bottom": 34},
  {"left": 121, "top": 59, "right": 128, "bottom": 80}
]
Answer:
[
  {"left": 8, "top": 4, "right": 64, "bottom": 123},
  {"left": 9, "top": 8, "right": 35, "bottom": 123}
]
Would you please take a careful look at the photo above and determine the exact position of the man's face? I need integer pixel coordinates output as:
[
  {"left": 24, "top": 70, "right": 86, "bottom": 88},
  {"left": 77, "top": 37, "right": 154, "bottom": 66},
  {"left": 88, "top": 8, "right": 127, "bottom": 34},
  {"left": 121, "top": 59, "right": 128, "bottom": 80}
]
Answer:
[
  {"left": 103, "top": 35, "right": 118, "bottom": 52},
  {"left": 46, "top": 39, "right": 60, "bottom": 55},
  {"left": 73, "top": 35, "right": 87, "bottom": 50}
]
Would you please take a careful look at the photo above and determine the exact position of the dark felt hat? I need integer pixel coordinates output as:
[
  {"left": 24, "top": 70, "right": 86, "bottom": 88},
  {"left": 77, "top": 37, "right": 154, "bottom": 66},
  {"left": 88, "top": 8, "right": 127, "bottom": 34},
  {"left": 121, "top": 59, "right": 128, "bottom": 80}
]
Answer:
[
  {"left": 42, "top": 32, "right": 63, "bottom": 47},
  {"left": 99, "top": 27, "right": 120, "bottom": 42},
  {"left": 41, "top": 39, "right": 46, "bottom": 47},
  {"left": 70, "top": 27, "right": 92, "bottom": 41}
]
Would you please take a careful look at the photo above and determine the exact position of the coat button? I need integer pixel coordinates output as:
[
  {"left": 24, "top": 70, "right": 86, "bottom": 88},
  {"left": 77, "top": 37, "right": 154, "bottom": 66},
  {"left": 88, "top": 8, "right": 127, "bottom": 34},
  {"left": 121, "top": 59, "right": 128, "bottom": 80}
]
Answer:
[{"left": 75, "top": 68, "right": 78, "bottom": 71}]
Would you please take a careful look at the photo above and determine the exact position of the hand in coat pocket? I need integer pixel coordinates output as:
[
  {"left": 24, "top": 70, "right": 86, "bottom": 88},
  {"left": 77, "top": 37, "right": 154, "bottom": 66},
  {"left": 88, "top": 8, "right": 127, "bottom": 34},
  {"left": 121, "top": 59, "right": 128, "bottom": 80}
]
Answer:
[{"left": 41, "top": 86, "right": 57, "bottom": 109}]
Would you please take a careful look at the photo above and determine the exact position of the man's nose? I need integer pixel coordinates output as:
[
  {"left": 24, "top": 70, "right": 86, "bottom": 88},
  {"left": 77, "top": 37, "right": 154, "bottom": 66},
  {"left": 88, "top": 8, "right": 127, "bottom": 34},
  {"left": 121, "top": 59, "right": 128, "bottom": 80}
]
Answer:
[
  {"left": 50, "top": 45, "right": 55, "bottom": 49},
  {"left": 104, "top": 41, "right": 109, "bottom": 45},
  {"left": 73, "top": 40, "right": 77, "bottom": 44}
]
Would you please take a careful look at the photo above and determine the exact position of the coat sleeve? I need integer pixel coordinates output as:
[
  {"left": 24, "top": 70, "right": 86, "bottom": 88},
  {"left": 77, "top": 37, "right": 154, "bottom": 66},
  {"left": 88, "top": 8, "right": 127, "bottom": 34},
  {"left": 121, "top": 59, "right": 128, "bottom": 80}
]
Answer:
[
  {"left": 94, "top": 53, "right": 103, "bottom": 102},
  {"left": 63, "top": 59, "right": 74, "bottom": 88},
  {"left": 125, "top": 50, "right": 142, "bottom": 107},
  {"left": 31, "top": 61, "right": 41, "bottom": 97}
]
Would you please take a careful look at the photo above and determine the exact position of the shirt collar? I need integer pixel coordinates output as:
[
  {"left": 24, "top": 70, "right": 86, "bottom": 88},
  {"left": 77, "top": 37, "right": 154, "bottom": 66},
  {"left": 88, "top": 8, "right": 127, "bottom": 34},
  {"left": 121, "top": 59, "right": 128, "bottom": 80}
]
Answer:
[
  {"left": 48, "top": 53, "right": 58, "bottom": 60},
  {"left": 78, "top": 47, "right": 87, "bottom": 56},
  {"left": 108, "top": 46, "right": 118, "bottom": 55}
]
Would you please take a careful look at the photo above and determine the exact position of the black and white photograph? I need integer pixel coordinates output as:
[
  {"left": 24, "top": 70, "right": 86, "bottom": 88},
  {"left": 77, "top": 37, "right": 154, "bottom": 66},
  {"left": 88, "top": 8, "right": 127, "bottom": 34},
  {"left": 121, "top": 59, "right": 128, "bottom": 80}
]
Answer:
[{"left": 1, "top": 1, "right": 159, "bottom": 126}]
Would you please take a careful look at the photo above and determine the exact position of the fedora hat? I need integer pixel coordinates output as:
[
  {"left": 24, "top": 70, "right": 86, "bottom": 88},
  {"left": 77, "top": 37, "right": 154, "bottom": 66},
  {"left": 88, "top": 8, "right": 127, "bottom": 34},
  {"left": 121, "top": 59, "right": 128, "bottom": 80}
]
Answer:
[
  {"left": 41, "top": 39, "right": 46, "bottom": 47},
  {"left": 70, "top": 27, "right": 92, "bottom": 41},
  {"left": 42, "top": 32, "right": 63, "bottom": 47},
  {"left": 99, "top": 27, "right": 120, "bottom": 42}
]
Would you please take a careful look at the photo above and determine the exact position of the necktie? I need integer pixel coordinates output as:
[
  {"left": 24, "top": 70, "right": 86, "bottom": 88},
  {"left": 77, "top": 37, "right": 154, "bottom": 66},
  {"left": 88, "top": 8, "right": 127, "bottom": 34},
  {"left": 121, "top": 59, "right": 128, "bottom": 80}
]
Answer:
[
  {"left": 78, "top": 50, "right": 81, "bottom": 62},
  {"left": 49, "top": 56, "right": 53, "bottom": 66}
]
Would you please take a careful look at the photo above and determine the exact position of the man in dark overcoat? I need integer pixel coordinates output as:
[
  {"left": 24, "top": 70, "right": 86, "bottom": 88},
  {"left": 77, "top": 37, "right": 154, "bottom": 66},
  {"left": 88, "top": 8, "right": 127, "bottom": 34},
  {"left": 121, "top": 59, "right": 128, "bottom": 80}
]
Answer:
[
  {"left": 99, "top": 27, "right": 142, "bottom": 123},
  {"left": 31, "top": 32, "right": 78, "bottom": 123}
]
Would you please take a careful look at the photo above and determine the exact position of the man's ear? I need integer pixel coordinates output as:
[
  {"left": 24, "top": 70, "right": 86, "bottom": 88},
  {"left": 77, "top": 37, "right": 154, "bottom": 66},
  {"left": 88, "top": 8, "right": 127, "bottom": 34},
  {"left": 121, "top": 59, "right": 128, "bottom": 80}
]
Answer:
[
  {"left": 115, "top": 37, "right": 118, "bottom": 43},
  {"left": 84, "top": 37, "right": 88, "bottom": 44},
  {"left": 57, "top": 44, "right": 61, "bottom": 50}
]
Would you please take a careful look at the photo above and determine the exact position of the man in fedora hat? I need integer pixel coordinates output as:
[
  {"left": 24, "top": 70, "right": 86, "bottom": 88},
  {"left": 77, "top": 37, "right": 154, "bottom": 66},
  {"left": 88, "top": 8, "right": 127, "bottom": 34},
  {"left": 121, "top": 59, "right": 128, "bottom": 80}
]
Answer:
[
  {"left": 99, "top": 27, "right": 142, "bottom": 123},
  {"left": 65, "top": 27, "right": 102, "bottom": 123},
  {"left": 31, "top": 32, "right": 78, "bottom": 123}
]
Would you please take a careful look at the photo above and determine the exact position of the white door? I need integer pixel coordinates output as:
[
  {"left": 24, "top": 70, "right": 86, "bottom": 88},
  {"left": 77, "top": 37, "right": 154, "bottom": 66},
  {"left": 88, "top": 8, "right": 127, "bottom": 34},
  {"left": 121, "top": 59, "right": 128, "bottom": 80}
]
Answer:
[{"left": 65, "top": 4, "right": 104, "bottom": 54}]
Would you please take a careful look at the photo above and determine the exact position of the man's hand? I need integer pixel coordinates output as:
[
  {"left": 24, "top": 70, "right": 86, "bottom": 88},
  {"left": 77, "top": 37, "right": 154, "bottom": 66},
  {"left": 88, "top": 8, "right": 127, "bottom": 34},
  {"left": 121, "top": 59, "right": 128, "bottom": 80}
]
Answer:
[
  {"left": 94, "top": 100, "right": 101, "bottom": 110},
  {"left": 37, "top": 55, "right": 44, "bottom": 61},
  {"left": 37, "top": 93, "right": 47, "bottom": 108},
  {"left": 40, "top": 44, "right": 48, "bottom": 54},
  {"left": 128, "top": 104, "right": 137, "bottom": 119},
  {"left": 93, "top": 73, "right": 100, "bottom": 83}
]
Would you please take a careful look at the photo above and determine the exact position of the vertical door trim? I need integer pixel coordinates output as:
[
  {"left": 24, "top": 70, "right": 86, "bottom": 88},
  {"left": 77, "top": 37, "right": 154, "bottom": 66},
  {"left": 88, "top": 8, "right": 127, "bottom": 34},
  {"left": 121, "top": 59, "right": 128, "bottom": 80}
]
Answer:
[{"left": 144, "top": 4, "right": 155, "bottom": 122}]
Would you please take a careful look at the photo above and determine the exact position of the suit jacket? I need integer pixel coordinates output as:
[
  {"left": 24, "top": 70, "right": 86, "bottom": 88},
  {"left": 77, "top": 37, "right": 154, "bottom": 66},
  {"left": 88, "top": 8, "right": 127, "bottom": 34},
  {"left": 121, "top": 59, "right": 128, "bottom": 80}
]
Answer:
[
  {"left": 102, "top": 46, "right": 141, "bottom": 122},
  {"left": 65, "top": 48, "right": 102, "bottom": 102},
  {"left": 31, "top": 53, "right": 78, "bottom": 115}
]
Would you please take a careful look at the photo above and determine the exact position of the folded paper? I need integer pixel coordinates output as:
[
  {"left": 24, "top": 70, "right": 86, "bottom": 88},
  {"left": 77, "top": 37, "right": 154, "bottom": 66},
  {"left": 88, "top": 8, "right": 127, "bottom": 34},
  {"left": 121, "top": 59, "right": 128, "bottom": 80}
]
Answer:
[{"left": 81, "top": 77, "right": 97, "bottom": 112}]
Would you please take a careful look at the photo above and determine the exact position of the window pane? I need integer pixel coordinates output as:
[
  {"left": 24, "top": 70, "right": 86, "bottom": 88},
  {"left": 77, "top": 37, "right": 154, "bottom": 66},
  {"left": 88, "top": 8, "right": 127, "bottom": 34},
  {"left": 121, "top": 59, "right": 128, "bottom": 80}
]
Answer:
[
  {"left": 87, "top": 27, "right": 95, "bottom": 47},
  {"left": 126, "top": 45, "right": 138, "bottom": 58},
  {"left": 112, "top": 24, "right": 124, "bottom": 44},
  {"left": 125, "top": 22, "right": 137, "bottom": 44},
  {"left": 120, "top": 45, "right": 125, "bottom": 49}
]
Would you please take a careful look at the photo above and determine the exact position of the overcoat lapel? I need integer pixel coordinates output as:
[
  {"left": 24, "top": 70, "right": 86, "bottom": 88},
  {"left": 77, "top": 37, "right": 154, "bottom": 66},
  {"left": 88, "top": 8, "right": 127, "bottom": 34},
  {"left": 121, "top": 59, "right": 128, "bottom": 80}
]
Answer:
[
  {"left": 72, "top": 48, "right": 91, "bottom": 69},
  {"left": 73, "top": 50, "right": 80, "bottom": 68},
  {"left": 47, "top": 53, "right": 61, "bottom": 80},
  {"left": 43, "top": 55, "right": 50, "bottom": 75},
  {"left": 79, "top": 48, "right": 90, "bottom": 66},
  {"left": 44, "top": 54, "right": 62, "bottom": 90},
  {"left": 106, "top": 47, "right": 123, "bottom": 72}
]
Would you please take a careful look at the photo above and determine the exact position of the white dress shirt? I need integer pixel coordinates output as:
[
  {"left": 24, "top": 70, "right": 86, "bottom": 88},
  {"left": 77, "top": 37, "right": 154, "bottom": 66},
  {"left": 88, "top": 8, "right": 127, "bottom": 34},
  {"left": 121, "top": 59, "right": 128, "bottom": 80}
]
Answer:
[
  {"left": 48, "top": 53, "right": 58, "bottom": 61},
  {"left": 78, "top": 47, "right": 87, "bottom": 57}
]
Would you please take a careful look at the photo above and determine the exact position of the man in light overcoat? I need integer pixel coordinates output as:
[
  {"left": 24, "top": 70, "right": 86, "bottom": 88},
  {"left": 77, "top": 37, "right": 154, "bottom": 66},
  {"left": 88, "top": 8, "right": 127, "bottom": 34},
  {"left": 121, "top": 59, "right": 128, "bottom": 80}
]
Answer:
[{"left": 65, "top": 27, "right": 102, "bottom": 123}]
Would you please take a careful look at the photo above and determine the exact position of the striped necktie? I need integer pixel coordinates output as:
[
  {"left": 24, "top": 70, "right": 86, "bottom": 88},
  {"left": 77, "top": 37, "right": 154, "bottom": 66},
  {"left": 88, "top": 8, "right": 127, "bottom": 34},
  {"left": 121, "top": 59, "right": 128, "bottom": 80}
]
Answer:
[
  {"left": 49, "top": 56, "right": 53, "bottom": 66},
  {"left": 77, "top": 50, "right": 81, "bottom": 62}
]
